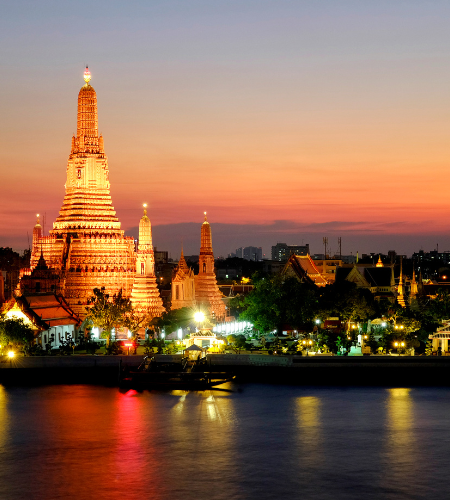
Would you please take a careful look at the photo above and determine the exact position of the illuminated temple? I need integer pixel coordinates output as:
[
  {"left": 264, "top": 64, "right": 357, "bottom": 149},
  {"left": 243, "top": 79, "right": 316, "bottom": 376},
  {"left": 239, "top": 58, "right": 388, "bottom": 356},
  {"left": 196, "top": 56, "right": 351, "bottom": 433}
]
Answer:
[
  {"left": 194, "top": 213, "right": 226, "bottom": 320},
  {"left": 23, "top": 68, "right": 163, "bottom": 319}
]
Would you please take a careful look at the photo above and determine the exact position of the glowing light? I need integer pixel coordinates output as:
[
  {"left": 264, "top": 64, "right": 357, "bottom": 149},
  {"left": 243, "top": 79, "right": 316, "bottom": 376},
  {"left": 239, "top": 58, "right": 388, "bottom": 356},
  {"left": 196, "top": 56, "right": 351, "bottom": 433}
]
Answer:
[
  {"left": 7, "top": 351, "right": 14, "bottom": 359},
  {"left": 84, "top": 66, "right": 91, "bottom": 83},
  {"left": 315, "top": 319, "right": 321, "bottom": 324},
  {"left": 194, "top": 311, "right": 205, "bottom": 323},
  {"left": 381, "top": 322, "right": 387, "bottom": 327}
]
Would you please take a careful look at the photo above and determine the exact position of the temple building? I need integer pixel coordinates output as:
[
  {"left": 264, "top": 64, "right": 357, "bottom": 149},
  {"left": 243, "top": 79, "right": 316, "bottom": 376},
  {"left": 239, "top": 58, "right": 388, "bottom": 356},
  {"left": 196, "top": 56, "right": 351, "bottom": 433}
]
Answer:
[
  {"left": 283, "top": 254, "right": 328, "bottom": 286},
  {"left": 130, "top": 204, "right": 164, "bottom": 317},
  {"left": 171, "top": 248, "right": 196, "bottom": 310},
  {"left": 24, "top": 67, "right": 137, "bottom": 318},
  {"left": 194, "top": 213, "right": 226, "bottom": 320}
]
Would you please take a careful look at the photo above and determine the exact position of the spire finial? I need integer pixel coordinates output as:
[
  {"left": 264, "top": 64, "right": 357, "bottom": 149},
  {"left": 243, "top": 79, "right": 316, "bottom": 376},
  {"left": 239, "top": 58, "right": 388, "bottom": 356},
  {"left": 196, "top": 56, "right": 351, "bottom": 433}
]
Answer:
[
  {"left": 204, "top": 211, "right": 207, "bottom": 221},
  {"left": 84, "top": 65, "right": 91, "bottom": 84},
  {"left": 36, "top": 213, "right": 40, "bottom": 225},
  {"left": 143, "top": 203, "right": 147, "bottom": 217}
]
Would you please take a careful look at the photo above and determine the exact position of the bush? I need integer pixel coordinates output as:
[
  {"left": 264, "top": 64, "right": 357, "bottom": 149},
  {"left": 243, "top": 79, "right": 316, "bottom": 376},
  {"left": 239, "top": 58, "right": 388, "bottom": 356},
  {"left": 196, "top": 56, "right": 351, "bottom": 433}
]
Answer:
[{"left": 105, "top": 341, "right": 124, "bottom": 355}]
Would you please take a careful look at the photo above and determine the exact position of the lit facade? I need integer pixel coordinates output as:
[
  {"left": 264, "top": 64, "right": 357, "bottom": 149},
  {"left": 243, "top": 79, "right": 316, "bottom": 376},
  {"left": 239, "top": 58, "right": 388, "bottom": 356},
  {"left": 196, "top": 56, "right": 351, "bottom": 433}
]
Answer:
[
  {"left": 194, "top": 213, "right": 226, "bottom": 320},
  {"left": 26, "top": 68, "right": 137, "bottom": 318},
  {"left": 171, "top": 249, "right": 196, "bottom": 310},
  {"left": 130, "top": 205, "right": 164, "bottom": 317}
]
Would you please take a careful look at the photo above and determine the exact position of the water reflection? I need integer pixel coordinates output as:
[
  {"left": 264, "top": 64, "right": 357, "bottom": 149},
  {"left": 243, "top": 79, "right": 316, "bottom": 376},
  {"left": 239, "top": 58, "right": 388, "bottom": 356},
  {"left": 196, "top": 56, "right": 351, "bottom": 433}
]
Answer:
[
  {"left": 296, "top": 396, "right": 323, "bottom": 468},
  {"left": 384, "top": 388, "right": 416, "bottom": 494},
  {"left": 0, "top": 385, "right": 8, "bottom": 449}
]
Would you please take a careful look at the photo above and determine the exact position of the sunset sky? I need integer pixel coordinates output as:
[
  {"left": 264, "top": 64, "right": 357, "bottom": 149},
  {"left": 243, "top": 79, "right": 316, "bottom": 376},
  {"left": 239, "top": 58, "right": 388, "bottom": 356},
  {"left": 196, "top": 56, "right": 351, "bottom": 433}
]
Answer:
[{"left": 2, "top": 0, "right": 450, "bottom": 258}]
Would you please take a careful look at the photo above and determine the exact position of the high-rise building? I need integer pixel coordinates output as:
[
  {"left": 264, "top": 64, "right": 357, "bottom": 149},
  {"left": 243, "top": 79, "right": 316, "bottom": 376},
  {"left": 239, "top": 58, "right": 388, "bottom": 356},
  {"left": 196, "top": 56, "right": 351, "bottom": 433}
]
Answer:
[
  {"left": 243, "top": 246, "right": 262, "bottom": 262},
  {"left": 271, "top": 243, "right": 309, "bottom": 262}
]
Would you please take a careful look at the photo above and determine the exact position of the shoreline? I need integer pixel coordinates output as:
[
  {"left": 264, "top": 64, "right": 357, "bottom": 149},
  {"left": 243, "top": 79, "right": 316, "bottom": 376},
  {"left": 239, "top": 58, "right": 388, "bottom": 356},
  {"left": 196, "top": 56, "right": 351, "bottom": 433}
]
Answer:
[{"left": 1, "top": 354, "right": 450, "bottom": 387}]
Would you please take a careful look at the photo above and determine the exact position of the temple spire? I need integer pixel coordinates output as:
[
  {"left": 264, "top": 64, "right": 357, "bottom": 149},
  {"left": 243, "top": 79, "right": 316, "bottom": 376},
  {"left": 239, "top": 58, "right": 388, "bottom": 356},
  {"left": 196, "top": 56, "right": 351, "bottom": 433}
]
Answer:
[
  {"left": 398, "top": 256, "right": 406, "bottom": 307},
  {"left": 76, "top": 65, "right": 98, "bottom": 142},
  {"left": 84, "top": 65, "right": 91, "bottom": 84}
]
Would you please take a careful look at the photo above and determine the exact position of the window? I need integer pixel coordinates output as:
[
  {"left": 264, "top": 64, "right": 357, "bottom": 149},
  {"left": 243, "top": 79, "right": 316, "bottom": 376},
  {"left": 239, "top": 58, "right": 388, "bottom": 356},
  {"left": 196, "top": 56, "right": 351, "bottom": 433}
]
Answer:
[
  {"left": 203, "top": 263, "right": 206, "bottom": 273},
  {"left": 175, "top": 285, "right": 179, "bottom": 300},
  {"left": 141, "top": 263, "right": 145, "bottom": 275}
]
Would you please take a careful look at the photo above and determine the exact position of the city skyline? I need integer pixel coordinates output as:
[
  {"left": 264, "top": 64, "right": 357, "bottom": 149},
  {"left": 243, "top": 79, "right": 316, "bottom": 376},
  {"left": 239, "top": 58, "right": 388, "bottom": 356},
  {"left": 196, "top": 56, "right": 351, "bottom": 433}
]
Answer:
[{"left": 2, "top": 1, "right": 450, "bottom": 258}]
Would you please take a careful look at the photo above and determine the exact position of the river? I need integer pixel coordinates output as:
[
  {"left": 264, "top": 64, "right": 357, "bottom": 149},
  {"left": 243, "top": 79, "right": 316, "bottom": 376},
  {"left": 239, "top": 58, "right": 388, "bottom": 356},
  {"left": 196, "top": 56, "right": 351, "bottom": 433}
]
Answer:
[{"left": 0, "top": 383, "right": 448, "bottom": 500}]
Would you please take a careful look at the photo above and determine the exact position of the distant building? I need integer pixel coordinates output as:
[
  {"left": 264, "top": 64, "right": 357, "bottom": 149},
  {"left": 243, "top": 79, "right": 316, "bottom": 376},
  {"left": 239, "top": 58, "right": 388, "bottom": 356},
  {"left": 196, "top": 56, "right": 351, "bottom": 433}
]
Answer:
[
  {"left": 235, "top": 248, "right": 243, "bottom": 259},
  {"left": 243, "top": 246, "right": 262, "bottom": 262},
  {"left": 312, "top": 259, "right": 343, "bottom": 283},
  {"left": 335, "top": 263, "right": 396, "bottom": 301},
  {"left": 271, "top": 243, "right": 310, "bottom": 262}
]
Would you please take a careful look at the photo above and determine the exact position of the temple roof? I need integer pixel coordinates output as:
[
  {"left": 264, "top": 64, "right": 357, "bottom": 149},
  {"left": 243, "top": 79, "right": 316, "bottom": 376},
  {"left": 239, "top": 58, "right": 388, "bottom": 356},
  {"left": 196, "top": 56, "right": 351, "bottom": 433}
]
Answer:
[
  {"left": 284, "top": 254, "right": 328, "bottom": 286},
  {"left": 14, "top": 293, "right": 81, "bottom": 330}
]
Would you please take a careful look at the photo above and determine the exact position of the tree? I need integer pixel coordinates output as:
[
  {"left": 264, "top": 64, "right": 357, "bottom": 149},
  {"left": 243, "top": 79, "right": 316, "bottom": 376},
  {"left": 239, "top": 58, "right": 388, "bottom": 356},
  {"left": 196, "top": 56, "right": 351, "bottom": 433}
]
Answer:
[
  {"left": 156, "top": 307, "right": 197, "bottom": 336},
  {"left": 318, "top": 281, "right": 376, "bottom": 332},
  {"left": 0, "top": 316, "right": 35, "bottom": 353},
  {"left": 85, "top": 287, "right": 132, "bottom": 346},
  {"left": 239, "top": 274, "right": 318, "bottom": 335},
  {"left": 429, "top": 289, "right": 450, "bottom": 321}
]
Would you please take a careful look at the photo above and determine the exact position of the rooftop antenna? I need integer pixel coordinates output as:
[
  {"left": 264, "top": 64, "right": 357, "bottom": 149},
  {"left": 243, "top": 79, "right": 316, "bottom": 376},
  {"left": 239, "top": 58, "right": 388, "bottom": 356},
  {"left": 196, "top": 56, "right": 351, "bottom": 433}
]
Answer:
[
  {"left": 338, "top": 237, "right": 342, "bottom": 259},
  {"left": 323, "top": 237, "right": 328, "bottom": 259}
]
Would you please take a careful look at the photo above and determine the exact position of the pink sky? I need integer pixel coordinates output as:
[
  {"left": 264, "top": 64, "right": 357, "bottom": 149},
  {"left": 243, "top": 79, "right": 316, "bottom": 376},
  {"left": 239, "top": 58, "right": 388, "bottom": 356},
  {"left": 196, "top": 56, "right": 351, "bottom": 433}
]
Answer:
[{"left": 2, "top": 1, "right": 450, "bottom": 257}]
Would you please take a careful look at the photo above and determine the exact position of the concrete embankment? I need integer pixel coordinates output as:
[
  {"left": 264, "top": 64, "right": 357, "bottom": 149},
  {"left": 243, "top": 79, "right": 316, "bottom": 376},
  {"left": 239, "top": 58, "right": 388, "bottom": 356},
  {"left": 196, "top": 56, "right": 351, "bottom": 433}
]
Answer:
[
  {"left": 0, "top": 356, "right": 144, "bottom": 385},
  {"left": 1, "top": 354, "right": 450, "bottom": 386},
  {"left": 208, "top": 354, "right": 450, "bottom": 386}
]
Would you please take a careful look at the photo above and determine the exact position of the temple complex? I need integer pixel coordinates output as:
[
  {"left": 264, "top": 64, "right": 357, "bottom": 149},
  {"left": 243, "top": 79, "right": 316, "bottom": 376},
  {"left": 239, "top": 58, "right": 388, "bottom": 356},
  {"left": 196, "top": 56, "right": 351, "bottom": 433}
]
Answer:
[
  {"left": 130, "top": 205, "right": 164, "bottom": 317},
  {"left": 25, "top": 67, "right": 137, "bottom": 318},
  {"left": 194, "top": 213, "right": 226, "bottom": 320},
  {"left": 171, "top": 247, "right": 196, "bottom": 310}
]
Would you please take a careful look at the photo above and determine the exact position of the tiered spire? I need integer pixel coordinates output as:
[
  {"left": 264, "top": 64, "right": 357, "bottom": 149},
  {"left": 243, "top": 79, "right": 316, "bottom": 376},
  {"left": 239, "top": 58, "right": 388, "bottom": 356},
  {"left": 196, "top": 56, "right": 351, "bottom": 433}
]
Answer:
[
  {"left": 53, "top": 67, "right": 120, "bottom": 231},
  {"left": 27, "top": 68, "right": 137, "bottom": 318},
  {"left": 398, "top": 256, "right": 406, "bottom": 307},
  {"left": 130, "top": 204, "right": 164, "bottom": 318},
  {"left": 194, "top": 212, "right": 226, "bottom": 320}
]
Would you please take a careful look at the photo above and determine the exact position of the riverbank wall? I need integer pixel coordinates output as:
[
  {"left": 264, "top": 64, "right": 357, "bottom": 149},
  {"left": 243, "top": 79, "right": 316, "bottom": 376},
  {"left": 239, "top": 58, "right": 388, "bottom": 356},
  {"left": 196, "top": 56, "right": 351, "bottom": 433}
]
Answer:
[
  {"left": 207, "top": 354, "right": 450, "bottom": 386},
  {"left": 1, "top": 354, "right": 450, "bottom": 386},
  {"left": 0, "top": 356, "right": 144, "bottom": 385}
]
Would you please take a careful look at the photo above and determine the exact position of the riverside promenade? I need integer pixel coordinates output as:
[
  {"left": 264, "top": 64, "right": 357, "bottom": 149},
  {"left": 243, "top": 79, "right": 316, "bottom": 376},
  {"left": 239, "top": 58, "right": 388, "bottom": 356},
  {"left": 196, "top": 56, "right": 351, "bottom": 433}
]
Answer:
[{"left": 1, "top": 354, "right": 450, "bottom": 386}]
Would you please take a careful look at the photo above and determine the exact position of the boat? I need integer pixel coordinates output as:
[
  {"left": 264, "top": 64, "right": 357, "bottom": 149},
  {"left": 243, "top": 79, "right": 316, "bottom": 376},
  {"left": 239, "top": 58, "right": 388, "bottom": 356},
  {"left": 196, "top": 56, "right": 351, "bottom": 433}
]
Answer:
[{"left": 119, "top": 355, "right": 235, "bottom": 390}]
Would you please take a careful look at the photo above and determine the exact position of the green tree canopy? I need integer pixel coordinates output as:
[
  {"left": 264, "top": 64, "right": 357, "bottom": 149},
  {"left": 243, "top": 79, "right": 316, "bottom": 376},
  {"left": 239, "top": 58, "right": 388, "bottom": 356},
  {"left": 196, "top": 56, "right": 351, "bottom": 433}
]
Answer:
[
  {"left": 318, "top": 281, "right": 376, "bottom": 329},
  {"left": 239, "top": 274, "right": 318, "bottom": 335},
  {"left": 0, "top": 316, "right": 35, "bottom": 348},
  {"left": 85, "top": 287, "right": 132, "bottom": 344}
]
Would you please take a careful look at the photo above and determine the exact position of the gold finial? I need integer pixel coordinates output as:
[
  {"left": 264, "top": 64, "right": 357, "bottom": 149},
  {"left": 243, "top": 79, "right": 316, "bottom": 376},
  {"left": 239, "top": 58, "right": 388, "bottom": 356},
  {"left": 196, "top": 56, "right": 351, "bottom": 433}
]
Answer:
[
  {"left": 36, "top": 214, "right": 40, "bottom": 224},
  {"left": 84, "top": 65, "right": 91, "bottom": 84},
  {"left": 143, "top": 203, "right": 147, "bottom": 216},
  {"left": 204, "top": 211, "right": 207, "bottom": 221}
]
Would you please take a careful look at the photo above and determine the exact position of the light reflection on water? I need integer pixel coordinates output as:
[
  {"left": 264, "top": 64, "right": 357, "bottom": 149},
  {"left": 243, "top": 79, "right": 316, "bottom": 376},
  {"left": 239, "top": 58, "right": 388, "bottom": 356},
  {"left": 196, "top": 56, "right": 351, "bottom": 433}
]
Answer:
[{"left": 0, "top": 384, "right": 450, "bottom": 500}]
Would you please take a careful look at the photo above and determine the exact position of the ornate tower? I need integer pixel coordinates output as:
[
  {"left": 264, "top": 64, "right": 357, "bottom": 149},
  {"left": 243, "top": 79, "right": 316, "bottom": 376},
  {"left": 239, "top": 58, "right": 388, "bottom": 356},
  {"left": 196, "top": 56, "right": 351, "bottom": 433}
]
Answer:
[
  {"left": 31, "top": 214, "right": 42, "bottom": 263},
  {"left": 410, "top": 266, "right": 418, "bottom": 304},
  {"left": 130, "top": 204, "right": 164, "bottom": 317},
  {"left": 27, "top": 67, "right": 136, "bottom": 317},
  {"left": 397, "top": 256, "right": 406, "bottom": 307},
  {"left": 171, "top": 247, "right": 196, "bottom": 310},
  {"left": 194, "top": 213, "right": 226, "bottom": 320}
]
